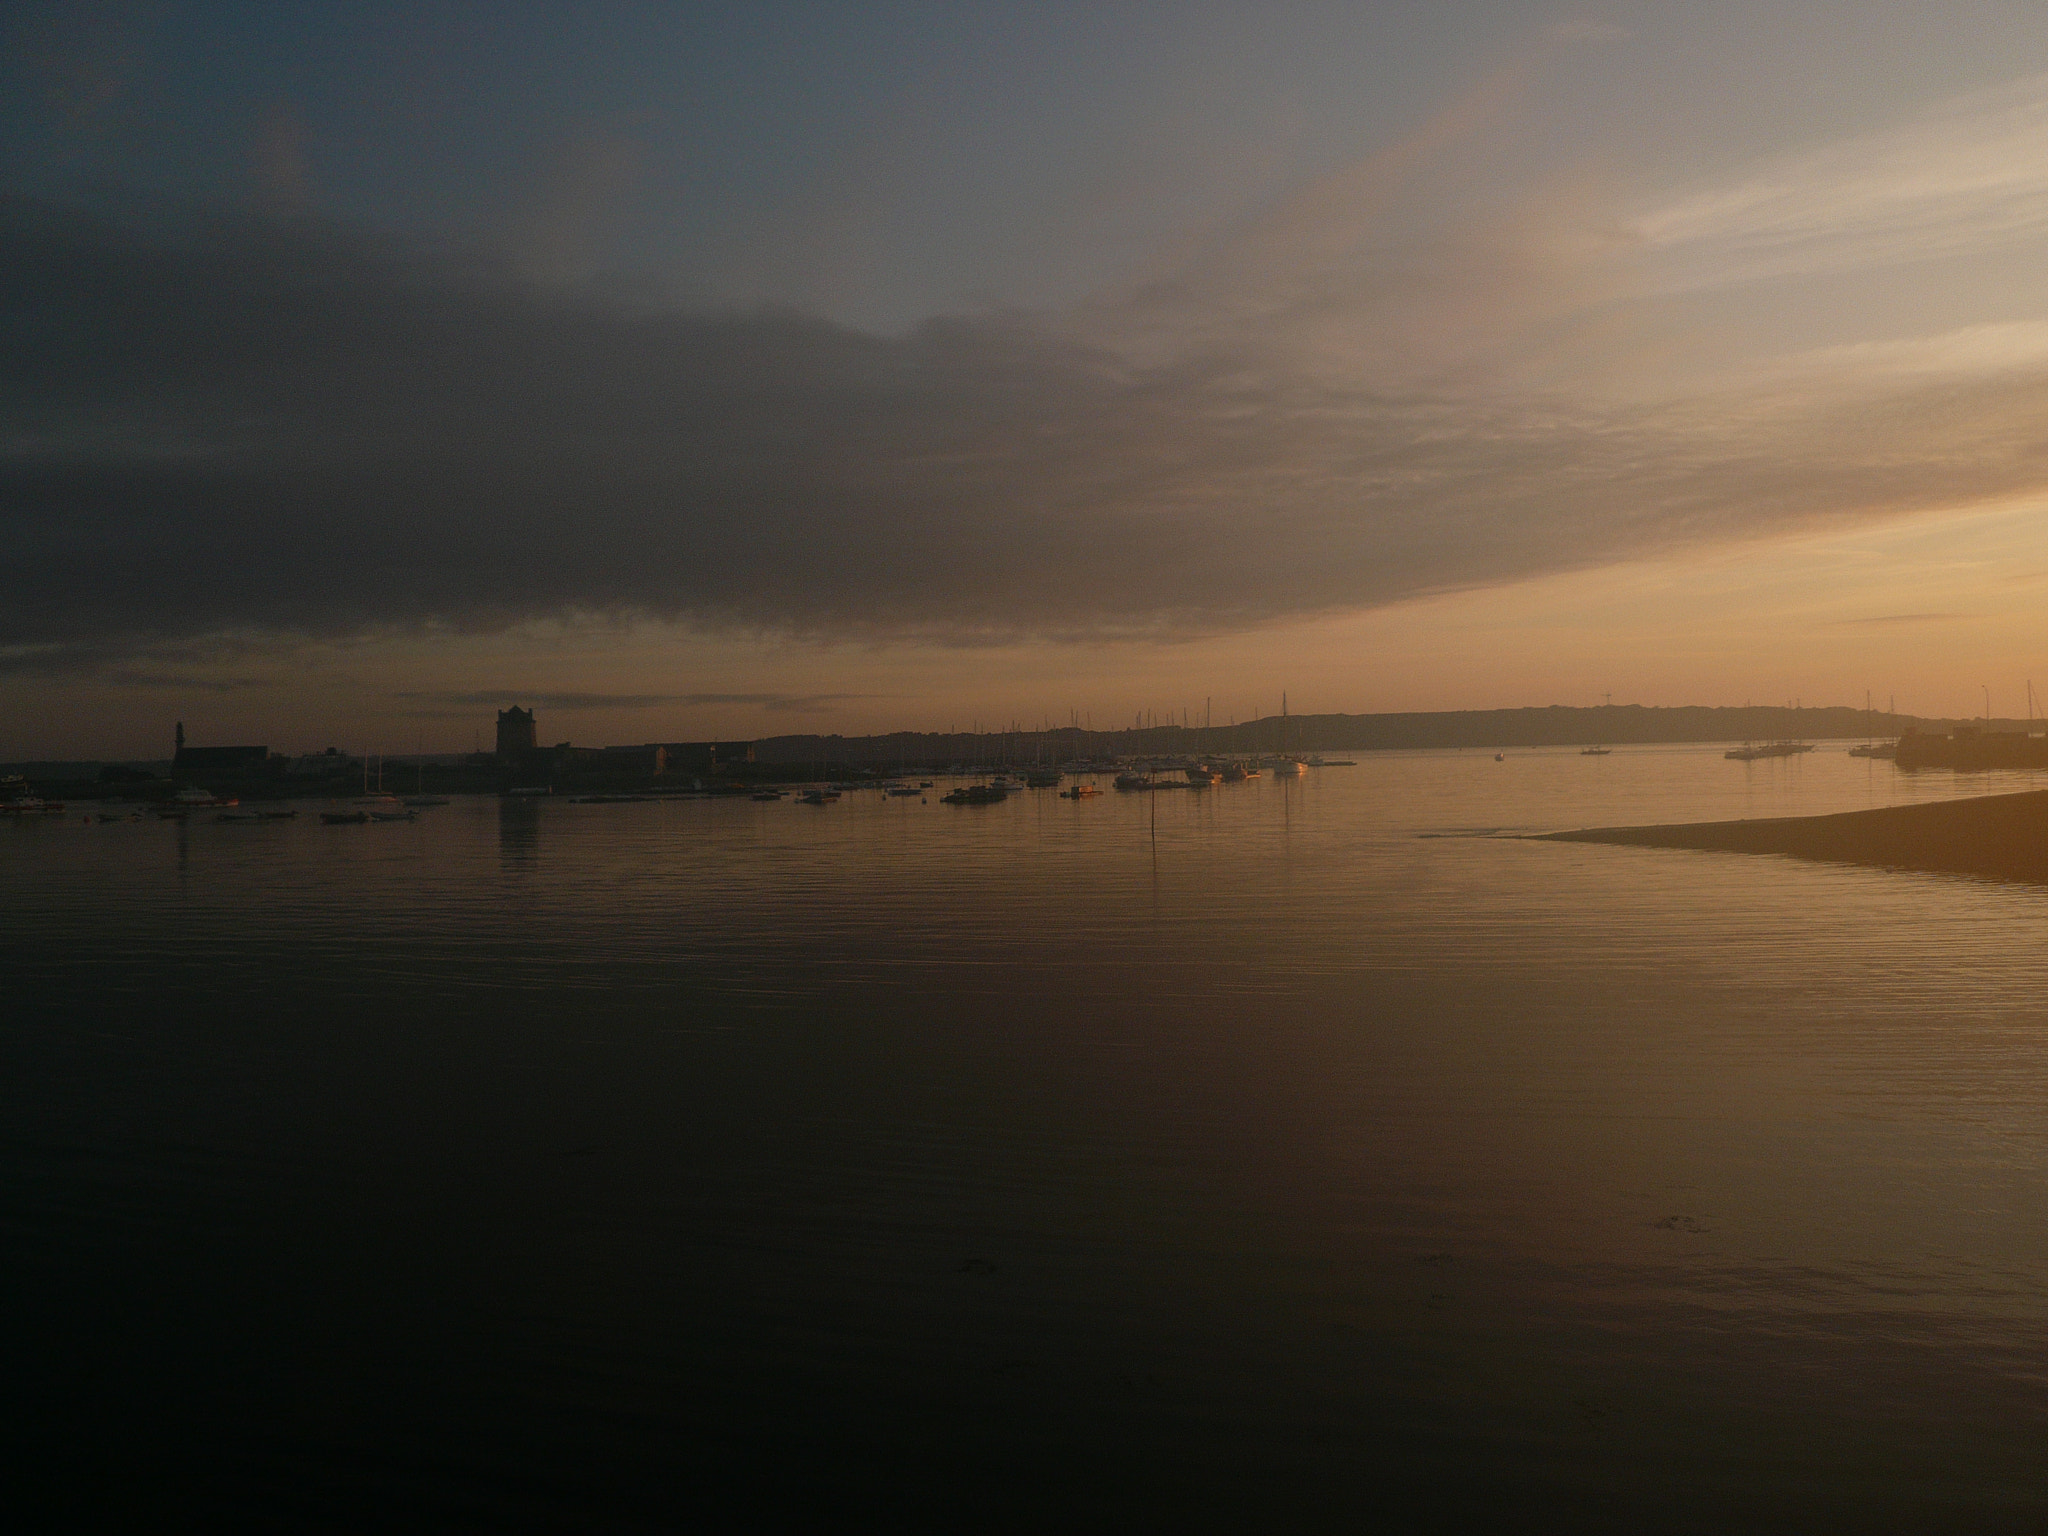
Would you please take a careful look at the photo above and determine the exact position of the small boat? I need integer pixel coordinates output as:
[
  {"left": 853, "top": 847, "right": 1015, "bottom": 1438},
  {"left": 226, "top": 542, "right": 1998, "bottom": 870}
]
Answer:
[
  {"left": 1024, "top": 770, "right": 1062, "bottom": 788},
  {"left": 505, "top": 785, "right": 552, "bottom": 796},
  {"left": 1726, "top": 741, "right": 1814, "bottom": 762},
  {"left": 1059, "top": 784, "right": 1101, "bottom": 799},
  {"left": 1114, "top": 772, "right": 1154, "bottom": 791},
  {"left": 1847, "top": 742, "right": 1897, "bottom": 759},
  {"left": 0, "top": 775, "right": 65, "bottom": 815},
  {"left": 1494, "top": 753, "right": 1505, "bottom": 761},
  {"left": 259, "top": 809, "right": 298, "bottom": 820},
  {"left": 1266, "top": 757, "right": 1305, "bottom": 777},
  {"left": 886, "top": 786, "right": 921, "bottom": 797},
  {"left": 165, "top": 786, "right": 236, "bottom": 811},
  {"left": 321, "top": 811, "right": 369, "bottom": 825},
  {"left": 398, "top": 751, "right": 448, "bottom": 808},
  {"left": 1, "top": 795, "right": 66, "bottom": 816},
  {"left": 369, "top": 809, "right": 416, "bottom": 821},
  {"left": 752, "top": 790, "right": 786, "bottom": 801},
  {"left": 798, "top": 789, "right": 840, "bottom": 804},
  {"left": 1184, "top": 765, "right": 1220, "bottom": 785},
  {"left": 941, "top": 784, "right": 1008, "bottom": 804},
  {"left": 1580, "top": 747, "right": 1611, "bottom": 756}
]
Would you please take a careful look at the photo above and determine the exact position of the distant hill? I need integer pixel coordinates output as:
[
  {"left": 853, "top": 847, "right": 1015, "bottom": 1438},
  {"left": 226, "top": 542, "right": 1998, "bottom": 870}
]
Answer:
[{"left": 755, "top": 704, "right": 1964, "bottom": 764}]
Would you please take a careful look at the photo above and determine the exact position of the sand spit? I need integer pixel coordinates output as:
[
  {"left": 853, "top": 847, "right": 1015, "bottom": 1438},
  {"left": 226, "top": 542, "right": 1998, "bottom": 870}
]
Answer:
[{"left": 1538, "top": 788, "right": 2048, "bottom": 885}]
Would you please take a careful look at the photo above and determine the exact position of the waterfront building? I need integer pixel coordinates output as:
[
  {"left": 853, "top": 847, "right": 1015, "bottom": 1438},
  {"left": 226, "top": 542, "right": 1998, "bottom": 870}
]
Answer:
[{"left": 598, "top": 745, "right": 667, "bottom": 776}]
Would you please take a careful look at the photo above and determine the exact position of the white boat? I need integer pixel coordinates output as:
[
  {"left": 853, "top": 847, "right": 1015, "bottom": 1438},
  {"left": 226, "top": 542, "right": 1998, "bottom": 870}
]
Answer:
[
  {"left": 162, "top": 786, "right": 236, "bottom": 813},
  {"left": 1266, "top": 757, "right": 1305, "bottom": 777},
  {"left": 0, "top": 793, "right": 65, "bottom": 816}
]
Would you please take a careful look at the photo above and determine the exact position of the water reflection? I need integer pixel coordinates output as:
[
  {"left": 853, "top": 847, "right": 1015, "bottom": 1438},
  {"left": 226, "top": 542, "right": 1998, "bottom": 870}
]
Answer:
[
  {"left": 498, "top": 795, "right": 540, "bottom": 873},
  {"left": 6, "top": 750, "right": 2048, "bottom": 1527}
]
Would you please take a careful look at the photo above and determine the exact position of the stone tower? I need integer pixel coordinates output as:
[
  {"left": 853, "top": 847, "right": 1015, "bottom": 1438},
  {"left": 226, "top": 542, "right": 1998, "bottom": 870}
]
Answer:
[{"left": 496, "top": 706, "right": 537, "bottom": 757}]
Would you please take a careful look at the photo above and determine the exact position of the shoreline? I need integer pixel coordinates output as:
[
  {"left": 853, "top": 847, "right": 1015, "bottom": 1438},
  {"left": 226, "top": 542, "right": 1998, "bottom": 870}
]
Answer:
[{"left": 1537, "top": 788, "right": 2048, "bottom": 885}]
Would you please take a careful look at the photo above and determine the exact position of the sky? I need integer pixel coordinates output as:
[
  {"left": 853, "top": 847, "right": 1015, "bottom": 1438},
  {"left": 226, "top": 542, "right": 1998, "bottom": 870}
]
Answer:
[{"left": 9, "top": 1, "right": 2048, "bottom": 756}]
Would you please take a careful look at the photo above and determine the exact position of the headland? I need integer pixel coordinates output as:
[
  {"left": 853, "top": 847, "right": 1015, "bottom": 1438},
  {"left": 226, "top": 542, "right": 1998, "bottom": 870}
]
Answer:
[{"left": 1540, "top": 789, "right": 2048, "bottom": 885}]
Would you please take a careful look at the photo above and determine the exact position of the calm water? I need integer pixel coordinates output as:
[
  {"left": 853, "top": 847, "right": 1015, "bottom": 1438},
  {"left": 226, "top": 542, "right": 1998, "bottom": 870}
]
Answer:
[{"left": 9, "top": 746, "right": 2048, "bottom": 1529}]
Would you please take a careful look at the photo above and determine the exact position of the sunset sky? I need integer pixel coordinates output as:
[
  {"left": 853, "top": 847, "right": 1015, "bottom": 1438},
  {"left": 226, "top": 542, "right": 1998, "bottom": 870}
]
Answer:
[{"left": 10, "top": 2, "right": 2048, "bottom": 756}]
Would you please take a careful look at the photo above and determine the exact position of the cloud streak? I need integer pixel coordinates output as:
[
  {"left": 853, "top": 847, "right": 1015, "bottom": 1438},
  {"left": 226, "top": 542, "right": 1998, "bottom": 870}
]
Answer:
[{"left": 1637, "top": 71, "right": 2048, "bottom": 287}]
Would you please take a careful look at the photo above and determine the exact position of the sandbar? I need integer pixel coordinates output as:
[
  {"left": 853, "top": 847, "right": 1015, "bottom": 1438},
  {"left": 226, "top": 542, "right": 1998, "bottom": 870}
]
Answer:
[{"left": 1538, "top": 788, "right": 2048, "bottom": 885}]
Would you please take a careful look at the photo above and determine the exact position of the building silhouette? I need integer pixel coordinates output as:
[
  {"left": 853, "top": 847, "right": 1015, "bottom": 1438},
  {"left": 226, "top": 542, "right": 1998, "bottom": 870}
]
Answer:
[
  {"left": 660, "top": 741, "right": 755, "bottom": 772},
  {"left": 172, "top": 722, "right": 269, "bottom": 779},
  {"left": 496, "top": 706, "right": 537, "bottom": 757}
]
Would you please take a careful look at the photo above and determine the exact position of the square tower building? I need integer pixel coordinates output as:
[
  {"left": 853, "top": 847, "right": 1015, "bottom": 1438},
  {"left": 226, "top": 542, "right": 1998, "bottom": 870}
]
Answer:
[{"left": 496, "top": 706, "right": 537, "bottom": 757}]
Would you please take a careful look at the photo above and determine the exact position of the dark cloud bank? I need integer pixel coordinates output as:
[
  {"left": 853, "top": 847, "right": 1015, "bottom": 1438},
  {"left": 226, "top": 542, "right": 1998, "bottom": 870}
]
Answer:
[{"left": 8, "top": 194, "right": 2048, "bottom": 673}]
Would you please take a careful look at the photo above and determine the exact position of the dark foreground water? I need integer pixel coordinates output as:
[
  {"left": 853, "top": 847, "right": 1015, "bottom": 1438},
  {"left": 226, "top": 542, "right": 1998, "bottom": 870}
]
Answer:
[{"left": 8, "top": 747, "right": 2048, "bottom": 1531}]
